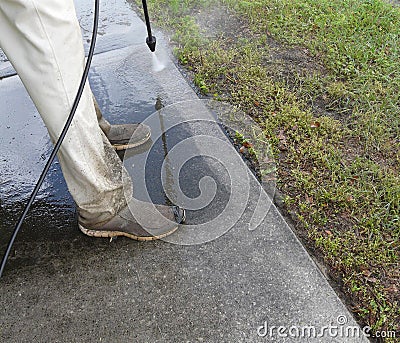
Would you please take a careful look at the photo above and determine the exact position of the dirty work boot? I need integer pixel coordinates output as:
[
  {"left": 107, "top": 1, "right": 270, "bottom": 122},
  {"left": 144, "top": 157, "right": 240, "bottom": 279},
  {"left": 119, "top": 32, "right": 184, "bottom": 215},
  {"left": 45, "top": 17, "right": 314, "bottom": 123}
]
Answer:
[
  {"left": 79, "top": 199, "right": 186, "bottom": 241},
  {"left": 105, "top": 123, "right": 151, "bottom": 151},
  {"left": 94, "top": 96, "right": 151, "bottom": 151}
]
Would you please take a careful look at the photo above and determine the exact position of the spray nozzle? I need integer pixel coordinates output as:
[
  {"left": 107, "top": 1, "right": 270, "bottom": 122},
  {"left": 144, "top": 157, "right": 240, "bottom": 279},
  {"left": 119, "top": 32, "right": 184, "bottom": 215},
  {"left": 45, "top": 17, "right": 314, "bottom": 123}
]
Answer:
[
  {"left": 142, "top": 0, "right": 156, "bottom": 52},
  {"left": 146, "top": 35, "right": 156, "bottom": 52}
]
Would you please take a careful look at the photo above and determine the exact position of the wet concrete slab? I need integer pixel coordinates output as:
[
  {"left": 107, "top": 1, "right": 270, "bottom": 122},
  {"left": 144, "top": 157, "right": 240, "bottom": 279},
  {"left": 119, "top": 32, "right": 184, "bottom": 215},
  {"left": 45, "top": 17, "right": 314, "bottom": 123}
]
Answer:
[{"left": 0, "top": 0, "right": 369, "bottom": 342}]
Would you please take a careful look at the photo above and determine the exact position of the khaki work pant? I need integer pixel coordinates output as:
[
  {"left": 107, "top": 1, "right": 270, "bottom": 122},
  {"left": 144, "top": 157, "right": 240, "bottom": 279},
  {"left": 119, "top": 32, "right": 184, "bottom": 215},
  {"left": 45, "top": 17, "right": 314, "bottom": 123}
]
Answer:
[{"left": 0, "top": 0, "right": 132, "bottom": 226}]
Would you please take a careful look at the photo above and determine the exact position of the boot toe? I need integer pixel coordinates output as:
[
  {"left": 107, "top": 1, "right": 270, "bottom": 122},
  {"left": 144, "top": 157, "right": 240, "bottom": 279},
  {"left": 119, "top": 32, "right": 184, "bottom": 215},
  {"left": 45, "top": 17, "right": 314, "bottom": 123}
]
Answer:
[
  {"left": 108, "top": 123, "right": 151, "bottom": 150},
  {"left": 173, "top": 206, "right": 186, "bottom": 224}
]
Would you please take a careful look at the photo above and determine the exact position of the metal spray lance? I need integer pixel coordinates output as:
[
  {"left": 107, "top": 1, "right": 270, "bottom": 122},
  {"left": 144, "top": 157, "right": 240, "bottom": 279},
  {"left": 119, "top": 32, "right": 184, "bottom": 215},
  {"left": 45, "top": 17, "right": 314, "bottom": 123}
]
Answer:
[{"left": 142, "top": 0, "right": 156, "bottom": 52}]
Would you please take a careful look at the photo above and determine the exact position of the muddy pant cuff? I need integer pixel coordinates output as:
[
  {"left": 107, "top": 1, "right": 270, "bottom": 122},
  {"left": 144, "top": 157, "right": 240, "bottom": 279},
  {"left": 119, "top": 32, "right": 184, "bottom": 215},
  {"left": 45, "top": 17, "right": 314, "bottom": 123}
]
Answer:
[{"left": 77, "top": 179, "right": 133, "bottom": 228}]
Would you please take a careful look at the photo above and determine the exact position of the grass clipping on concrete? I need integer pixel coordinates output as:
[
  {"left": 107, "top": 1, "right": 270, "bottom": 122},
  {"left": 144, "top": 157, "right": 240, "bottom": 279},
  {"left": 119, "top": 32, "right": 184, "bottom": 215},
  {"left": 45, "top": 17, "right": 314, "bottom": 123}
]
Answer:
[{"left": 134, "top": 0, "right": 400, "bottom": 336}]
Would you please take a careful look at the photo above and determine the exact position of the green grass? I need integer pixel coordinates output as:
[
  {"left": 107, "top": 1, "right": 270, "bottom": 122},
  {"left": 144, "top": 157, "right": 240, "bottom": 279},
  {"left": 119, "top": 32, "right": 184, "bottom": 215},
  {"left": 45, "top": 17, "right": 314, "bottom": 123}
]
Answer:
[
  {"left": 224, "top": 0, "right": 400, "bottom": 159},
  {"left": 131, "top": 0, "right": 400, "bottom": 338}
]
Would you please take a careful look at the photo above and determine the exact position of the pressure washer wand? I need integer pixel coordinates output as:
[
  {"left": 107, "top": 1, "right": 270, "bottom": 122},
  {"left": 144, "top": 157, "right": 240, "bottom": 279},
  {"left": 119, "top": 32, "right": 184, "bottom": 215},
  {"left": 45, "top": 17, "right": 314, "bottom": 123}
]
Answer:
[{"left": 142, "top": 0, "right": 156, "bottom": 52}]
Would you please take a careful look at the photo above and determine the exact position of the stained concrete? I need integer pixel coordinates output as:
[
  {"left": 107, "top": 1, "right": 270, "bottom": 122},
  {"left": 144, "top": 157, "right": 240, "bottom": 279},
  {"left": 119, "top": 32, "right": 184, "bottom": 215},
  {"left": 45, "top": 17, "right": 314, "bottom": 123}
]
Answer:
[{"left": 0, "top": 1, "right": 369, "bottom": 342}]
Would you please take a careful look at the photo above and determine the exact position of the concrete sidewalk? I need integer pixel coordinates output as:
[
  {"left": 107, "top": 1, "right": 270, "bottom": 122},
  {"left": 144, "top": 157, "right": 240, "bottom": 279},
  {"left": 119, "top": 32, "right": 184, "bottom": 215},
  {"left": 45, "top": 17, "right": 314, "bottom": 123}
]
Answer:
[{"left": 0, "top": 1, "right": 369, "bottom": 342}]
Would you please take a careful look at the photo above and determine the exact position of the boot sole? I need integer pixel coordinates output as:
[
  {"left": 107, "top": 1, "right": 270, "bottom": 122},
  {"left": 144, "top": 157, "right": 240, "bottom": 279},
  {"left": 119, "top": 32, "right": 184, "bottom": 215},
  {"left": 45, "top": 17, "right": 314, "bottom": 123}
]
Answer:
[
  {"left": 78, "top": 223, "right": 179, "bottom": 241},
  {"left": 112, "top": 132, "right": 151, "bottom": 151}
]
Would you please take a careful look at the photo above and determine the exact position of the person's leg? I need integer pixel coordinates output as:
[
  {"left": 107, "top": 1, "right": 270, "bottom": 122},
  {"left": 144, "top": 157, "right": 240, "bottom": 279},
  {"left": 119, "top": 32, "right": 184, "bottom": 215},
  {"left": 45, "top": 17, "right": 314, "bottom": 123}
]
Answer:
[
  {"left": 92, "top": 95, "right": 112, "bottom": 134},
  {"left": 0, "top": 0, "right": 185, "bottom": 239},
  {"left": 0, "top": 0, "right": 131, "bottom": 226}
]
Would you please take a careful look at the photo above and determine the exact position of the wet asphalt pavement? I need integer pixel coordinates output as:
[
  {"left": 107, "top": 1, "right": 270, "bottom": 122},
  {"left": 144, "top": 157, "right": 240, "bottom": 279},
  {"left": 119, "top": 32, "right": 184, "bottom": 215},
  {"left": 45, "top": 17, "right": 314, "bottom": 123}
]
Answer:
[{"left": 0, "top": 0, "right": 369, "bottom": 342}]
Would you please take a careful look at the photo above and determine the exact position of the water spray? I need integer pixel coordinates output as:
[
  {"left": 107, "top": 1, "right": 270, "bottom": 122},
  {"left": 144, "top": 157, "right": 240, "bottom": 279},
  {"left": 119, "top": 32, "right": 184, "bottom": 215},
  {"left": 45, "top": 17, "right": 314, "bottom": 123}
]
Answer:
[{"left": 142, "top": 0, "right": 166, "bottom": 72}]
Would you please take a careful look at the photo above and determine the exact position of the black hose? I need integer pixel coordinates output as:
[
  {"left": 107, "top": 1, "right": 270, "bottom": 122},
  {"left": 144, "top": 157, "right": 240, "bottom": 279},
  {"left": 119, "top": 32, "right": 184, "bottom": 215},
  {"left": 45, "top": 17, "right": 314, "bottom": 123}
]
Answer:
[{"left": 0, "top": 0, "right": 100, "bottom": 278}]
